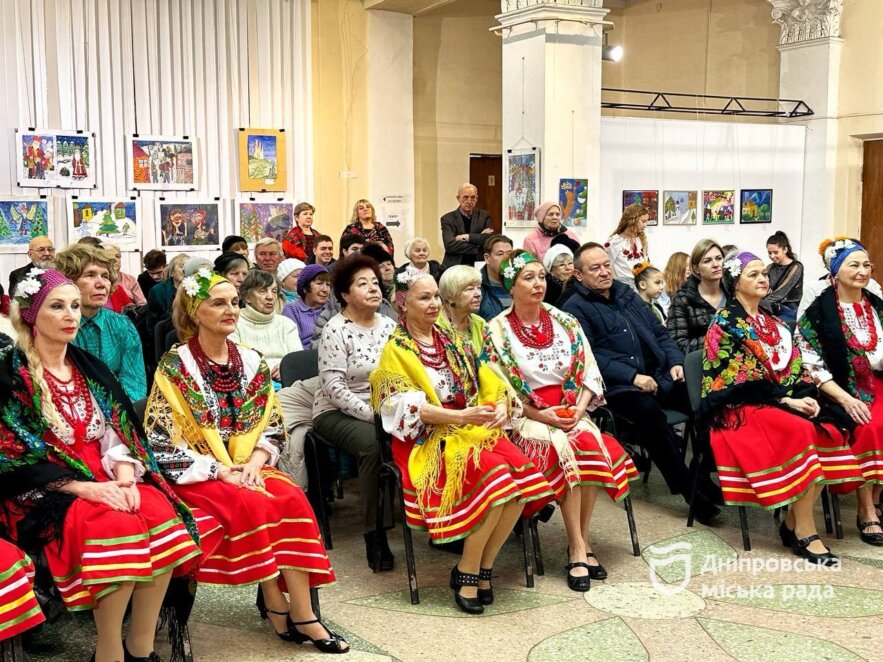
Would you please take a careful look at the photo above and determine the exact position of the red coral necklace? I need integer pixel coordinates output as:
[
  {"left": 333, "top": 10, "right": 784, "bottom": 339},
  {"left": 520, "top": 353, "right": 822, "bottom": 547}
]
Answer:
[
  {"left": 44, "top": 364, "right": 93, "bottom": 451},
  {"left": 837, "top": 294, "right": 878, "bottom": 351},
  {"left": 509, "top": 308, "right": 554, "bottom": 350},
  {"left": 749, "top": 312, "right": 783, "bottom": 363},
  {"left": 188, "top": 337, "right": 244, "bottom": 393}
]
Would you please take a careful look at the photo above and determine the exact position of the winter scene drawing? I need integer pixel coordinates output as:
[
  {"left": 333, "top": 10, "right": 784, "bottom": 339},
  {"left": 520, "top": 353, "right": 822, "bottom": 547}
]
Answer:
[
  {"left": 0, "top": 199, "right": 49, "bottom": 250},
  {"left": 18, "top": 129, "right": 96, "bottom": 189},
  {"left": 237, "top": 202, "right": 294, "bottom": 243},
  {"left": 128, "top": 136, "right": 196, "bottom": 190},
  {"left": 622, "top": 190, "right": 659, "bottom": 225},
  {"left": 662, "top": 191, "right": 698, "bottom": 225},
  {"left": 69, "top": 200, "right": 139, "bottom": 251},
  {"left": 238, "top": 129, "right": 287, "bottom": 192}
]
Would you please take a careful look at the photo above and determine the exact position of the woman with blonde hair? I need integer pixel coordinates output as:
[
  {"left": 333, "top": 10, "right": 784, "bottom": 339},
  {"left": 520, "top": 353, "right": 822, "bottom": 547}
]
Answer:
[
  {"left": 340, "top": 199, "right": 394, "bottom": 256},
  {"left": 661, "top": 251, "right": 690, "bottom": 314},
  {"left": 667, "top": 239, "right": 727, "bottom": 353},
  {"left": 606, "top": 204, "right": 650, "bottom": 285},
  {"left": 436, "top": 265, "right": 485, "bottom": 352}
]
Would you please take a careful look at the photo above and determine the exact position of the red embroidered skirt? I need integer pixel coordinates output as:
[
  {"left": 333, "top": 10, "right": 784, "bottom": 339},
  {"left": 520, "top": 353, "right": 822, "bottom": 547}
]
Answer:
[
  {"left": 392, "top": 430, "right": 556, "bottom": 543},
  {"left": 711, "top": 405, "right": 864, "bottom": 508},
  {"left": 173, "top": 468, "right": 334, "bottom": 587},
  {"left": 47, "top": 443, "right": 205, "bottom": 611},
  {"left": 847, "top": 375, "right": 883, "bottom": 486},
  {"left": 511, "top": 385, "right": 638, "bottom": 503},
  {"left": 0, "top": 540, "right": 44, "bottom": 640}
]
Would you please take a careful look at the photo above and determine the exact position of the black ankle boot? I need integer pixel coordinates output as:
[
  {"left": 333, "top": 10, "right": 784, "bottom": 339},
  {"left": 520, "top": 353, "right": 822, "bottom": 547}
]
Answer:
[{"left": 364, "top": 531, "right": 394, "bottom": 572}]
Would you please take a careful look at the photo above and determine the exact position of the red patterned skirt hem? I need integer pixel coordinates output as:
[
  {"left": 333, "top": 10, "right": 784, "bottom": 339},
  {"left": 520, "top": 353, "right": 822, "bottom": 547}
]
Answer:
[{"left": 0, "top": 541, "right": 45, "bottom": 639}]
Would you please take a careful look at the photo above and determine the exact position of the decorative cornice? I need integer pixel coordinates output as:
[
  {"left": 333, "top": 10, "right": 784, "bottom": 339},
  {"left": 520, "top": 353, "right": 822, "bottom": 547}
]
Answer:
[
  {"left": 768, "top": 0, "right": 843, "bottom": 46},
  {"left": 501, "top": 0, "right": 603, "bottom": 11}
]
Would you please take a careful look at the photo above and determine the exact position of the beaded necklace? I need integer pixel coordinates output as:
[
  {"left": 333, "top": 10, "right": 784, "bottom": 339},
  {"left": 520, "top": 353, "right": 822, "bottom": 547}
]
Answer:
[
  {"left": 411, "top": 328, "right": 468, "bottom": 409},
  {"left": 45, "top": 364, "right": 93, "bottom": 451},
  {"left": 188, "top": 337, "right": 244, "bottom": 393},
  {"left": 749, "top": 312, "right": 783, "bottom": 363},
  {"left": 837, "top": 292, "right": 878, "bottom": 352},
  {"left": 508, "top": 307, "right": 554, "bottom": 350}
]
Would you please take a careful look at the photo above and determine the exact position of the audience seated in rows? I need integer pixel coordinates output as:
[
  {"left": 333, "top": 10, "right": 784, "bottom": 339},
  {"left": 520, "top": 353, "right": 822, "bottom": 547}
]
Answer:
[
  {"left": 437, "top": 265, "right": 484, "bottom": 352},
  {"left": 478, "top": 234, "right": 514, "bottom": 321},
  {"left": 214, "top": 251, "right": 250, "bottom": 292},
  {"left": 254, "top": 237, "right": 284, "bottom": 275}
]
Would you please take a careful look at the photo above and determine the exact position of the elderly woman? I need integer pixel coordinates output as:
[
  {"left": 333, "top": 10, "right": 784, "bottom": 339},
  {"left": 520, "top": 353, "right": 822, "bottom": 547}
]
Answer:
[
  {"left": 483, "top": 250, "right": 639, "bottom": 590},
  {"left": 282, "top": 264, "right": 331, "bottom": 349},
  {"left": 145, "top": 269, "right": 345, "bottom": 653},
  {"left": 797, "top": 238, "right": 883, "bottom": 545},
  {"left": 214, "top": 251, "right": 250, "bottom": 292},
  {"left": 703, "top": 252, "right": 864, "bottom": 563},
  {"left": 543, "top": 243, "right": 574, "bottom": 306},
  {"left": 340, "top": 199, "right": 394, "bottom": 256},
  {"left": 436, "top": 265, "right": 485, "bottom": 352},
  {"left": 397, "top": 237, "right": 442, "bottom": 282},
  {"left": 231, "top": 270, "right": 302, "bottom": 382},
  {"left": 313, "top": 255, "right": 396, "bottom": 570},
  {"left": 522, "top": 202, "right": 579, "bottom": 263},
  {"left": 277, "top": 258, "right": 307, "bottom": 304},
  {"left": 371, "top": 268, "right": 553, "bottom": 614},
  {"left": 282, "top": 202, "right": 321, "bottom": 261},
  {"left": 0, "top": 269, "right": 207, "bottom": 661},
  {"left": 605, "top": 204, "right": 650, "bottom": 286},
  {"left": 103, "top": 243, "right": 146, "bottom": 313},
  {"left": 668, "top": 239, "right": 727, "bottom": 354}
]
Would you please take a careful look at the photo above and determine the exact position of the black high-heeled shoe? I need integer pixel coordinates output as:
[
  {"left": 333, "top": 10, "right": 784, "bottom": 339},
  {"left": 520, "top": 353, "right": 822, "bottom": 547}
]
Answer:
[
  {"left": 288, "top": 617, "right": 349, "bottom": 654},
  {"left": 857, "top": 518, "right": 883, "bottom": 546},
  {"left": 123, "top": 641, "right": 162, "bottom": 662},
  {"left": 779, "top": 520, "right": 797, "bottom": 548},
  {"left": 585, "top": 552, "right": 608, "bottom": 581},
  {"left": 450, "top": 565, "right": 484, "bottom": 614},
  {"left": 792, "top": 533, "right": 839, "bottom": 567},
  {"left": 477, "top": 567, "right": 494, "bottom": 605}
]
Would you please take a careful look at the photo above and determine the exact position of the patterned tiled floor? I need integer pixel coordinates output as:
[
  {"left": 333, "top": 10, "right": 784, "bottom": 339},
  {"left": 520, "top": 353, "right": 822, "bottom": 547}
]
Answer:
[{"left": 23, "top": 472, "right": 883, "bottom": 661}]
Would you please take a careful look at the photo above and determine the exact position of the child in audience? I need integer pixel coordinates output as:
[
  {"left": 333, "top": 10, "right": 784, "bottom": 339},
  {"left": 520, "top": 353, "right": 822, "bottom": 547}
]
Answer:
[{"left": 633, "top": 262, "right": 667, "bottom": 323}]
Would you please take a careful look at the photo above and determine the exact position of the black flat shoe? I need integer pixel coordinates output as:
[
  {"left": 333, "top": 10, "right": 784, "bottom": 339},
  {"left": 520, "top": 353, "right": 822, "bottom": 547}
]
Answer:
[
  {"left": 450, "top": 565, "right": 484, "bottom": 614},
  {"left": 288, "top": 617, "right": 349, "bottom": 654},
  {"left": 585, "top": 552, "right": 608, "bottom": 581},
  {"left": 477, "top": 567, "right": 494, "bottom": 605},
  {"left": 779, "top": 520, "right": 797, "bottom": 548},
  {"left": 691, "top": 494, "right": 721, "bottom": 526},
  {"left": 124, "top": 642, "right": 162, "bottom": 662},
  {"left": 565, "top": 562, "right": 591, "bottom": 592},
  {"left": 364, "top": 531, "right": 394, "bottom": 572},
  {"left": 792, "top": 533, "right": 839, "bottom": 567},
  {"left": 857, "top": 518, "right": 883, "bottom": 546}
]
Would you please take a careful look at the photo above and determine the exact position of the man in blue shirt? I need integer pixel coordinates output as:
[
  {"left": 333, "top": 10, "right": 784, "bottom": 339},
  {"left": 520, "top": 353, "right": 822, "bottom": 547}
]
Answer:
[{"left": 54, "top": 244, "right": 147, "bottom": 402}]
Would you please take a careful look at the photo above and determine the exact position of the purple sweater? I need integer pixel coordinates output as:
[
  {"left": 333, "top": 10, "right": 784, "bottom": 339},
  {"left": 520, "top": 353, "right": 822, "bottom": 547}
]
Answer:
[{"left": 282, "top": 299, "right": 327, "bottom": 349}]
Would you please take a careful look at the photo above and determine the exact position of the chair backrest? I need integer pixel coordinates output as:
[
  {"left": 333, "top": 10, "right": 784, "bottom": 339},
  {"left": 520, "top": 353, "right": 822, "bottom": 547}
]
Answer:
[
  {"left": 154, "top": 318, "right": 175, "bottom": 364},
  {"left": 132, "top": 398, "right": 147, "bottom": 426},
  {"left": 164, "top": 328, "right": 179, "bottom": 353},
  {"left": 279, "top": 349, "right": 319, "bottom": 387},
  {"left": 684, "top": 349, "right": 704, "bottom": 415}
]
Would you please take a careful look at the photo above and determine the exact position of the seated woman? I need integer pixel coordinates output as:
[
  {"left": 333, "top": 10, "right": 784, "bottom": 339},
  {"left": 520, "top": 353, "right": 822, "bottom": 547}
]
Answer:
[
  {"left": 703, "top": 252, "right": 864, "bottom": 564},
  {"left": 660, "top": 251, "right": 690, "bottom": 316},
  {"left": 797, "top": 238, "right": 883, "bottom": 546},
  {"left": 764, "top": 230, "right": 804, "bottom": 329},
  {"left": 313, "top": 256, "right": 396, "bottom": 570},
  {"left": 282, "top": 264, "right": 332, "bottom": 349},
  {"left": 668, "top": 239, "right": 727, "bottom": 353},
  {"left": 231, "top": 270, "right": 302, "bottom": 383},
  {"left": 396, "top": 237, "right": 443, "bottom": 282},
  {"left": 145, "top": 269, "right": 346, "bottom": 653},
  {"left": 542, "top": 243, "right": 575, "bottom": 306},
  {"left": 277, "top": 258, "right": 306, "bottom": 304},
  {"left": 483, "top": 250, "right": 639, "bottom": 590},
  {"left": 0, "top": 538, "right": 45, "bottom": 641},
  {"left": 214, "top": 251, "right": 250, "bottom": 293},
  {"left": 371, "top": 268, "right": 554, "bottom": 614},
  {"left": 436, "top": 265, "right": 484, "bottom": 352},
  {"left": 0, "top": 269, "right": 208, "bottom": 662},
  {"left": 103, "top": 243, "right": 146, "bottom": 313}
]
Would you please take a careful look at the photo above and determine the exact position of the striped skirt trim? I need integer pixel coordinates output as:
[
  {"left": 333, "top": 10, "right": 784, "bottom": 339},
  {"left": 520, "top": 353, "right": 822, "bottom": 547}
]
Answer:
[{"left": 0, "top": 552, "right": 45, "bottom": 639}]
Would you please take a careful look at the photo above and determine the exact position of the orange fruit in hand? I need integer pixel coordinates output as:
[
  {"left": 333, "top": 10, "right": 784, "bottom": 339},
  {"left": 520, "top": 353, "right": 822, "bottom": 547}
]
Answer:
[{"left": 555, "top": 407, "right": 575, "bottom": 418}]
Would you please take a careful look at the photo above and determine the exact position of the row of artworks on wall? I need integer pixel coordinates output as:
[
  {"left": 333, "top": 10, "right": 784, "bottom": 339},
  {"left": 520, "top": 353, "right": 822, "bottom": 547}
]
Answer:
[
  {"left": 0, "top": 197, "right": 300, "bottom": 253},
  {"left": 622, "top": 189, "right": 773, "bottom": 226},
  {"left": 14, "top": 128, "right": 288, "bottom": 193}
]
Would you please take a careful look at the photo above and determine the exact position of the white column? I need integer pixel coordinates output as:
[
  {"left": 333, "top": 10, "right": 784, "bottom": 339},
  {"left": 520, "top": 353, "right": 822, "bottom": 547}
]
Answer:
[
  {"left": 497, "top": 0, "right": 608, "bottom": 247},
  {"left": 770, "top": 0, "right": 844, "bottom": 269}
]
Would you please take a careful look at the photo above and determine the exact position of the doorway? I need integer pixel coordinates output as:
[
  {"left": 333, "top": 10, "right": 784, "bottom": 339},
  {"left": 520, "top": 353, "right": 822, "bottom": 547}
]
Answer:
[
  {"left": 469, "top": 154, "right": 503, "bottom": 234},
  {"left": 861, "top": 140, "right": 883, "bottom": 264}
]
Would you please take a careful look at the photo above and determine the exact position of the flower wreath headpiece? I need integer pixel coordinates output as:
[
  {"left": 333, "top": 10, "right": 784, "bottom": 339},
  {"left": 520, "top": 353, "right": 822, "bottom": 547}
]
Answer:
[
  {"left": 631, "top": 261, "right": 653, "bottom": 279},
  {"left": 181, "top": 268, "right": 229, "bottom": 320},
  {"left": 723, "top": 251, "right": 762, "bottom": 281},
  {"left": 818, "top": 236, "right": 865, "bottom": 276},
  {"left": 499, "top": 252, "right": 539, "bottom": 293}
]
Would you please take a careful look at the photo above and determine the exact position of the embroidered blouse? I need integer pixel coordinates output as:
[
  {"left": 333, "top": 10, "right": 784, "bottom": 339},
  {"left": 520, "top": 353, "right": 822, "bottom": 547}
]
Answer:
[
  {"left": 340, "top": 221, "right": 395, "bottom": 256},
  {"left": 605, "top": 234, "right": 648, "bottom": 286}
]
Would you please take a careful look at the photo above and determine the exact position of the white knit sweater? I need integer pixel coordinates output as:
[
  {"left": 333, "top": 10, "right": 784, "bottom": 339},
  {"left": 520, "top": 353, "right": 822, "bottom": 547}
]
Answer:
[{"left": 231, "top": 305, "right": 303, "bottom": 369}]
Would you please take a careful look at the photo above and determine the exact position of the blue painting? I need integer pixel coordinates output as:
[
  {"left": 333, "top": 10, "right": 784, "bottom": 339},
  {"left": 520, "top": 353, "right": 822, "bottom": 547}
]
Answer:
[
  {"left": 0, "top": 200, "right": 49, "bottom": 247},
  {"left": 740, "top": 189, "right": 773, "bottom": 224}
]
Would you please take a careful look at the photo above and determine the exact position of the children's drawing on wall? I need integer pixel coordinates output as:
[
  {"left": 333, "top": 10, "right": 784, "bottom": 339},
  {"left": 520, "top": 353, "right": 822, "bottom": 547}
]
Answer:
[
  {"left": 662, "top": 191, "right": 698, "bottom": 225},
  {"left": 740, "top": 189, "right": 773, "bottom": 224},
  {"left": 128, "top": 136, "right": 197, "bottom": 191},
  {"left": 506, "top": 149, "right": 539, "bottom": 227},
  {"left": 238, "top": 129, "right": 287, "bottom": 192},
  {"left": 237, "top": 202, "right": 294, "bottom": 243},
  {"left": 702, "top": 190, "right": 735, "bottom": 225},
  {"left": 69, "top": 199, "right": 140, "bottom": 251},
  {"left": 0, "top": 199, "right": 50, "bottom": 251},
  {"left": 622, "top": 190, "right": 659, "bottom": 225},
  {"left": 17, "top": 129, "right": 96, "bottom": 189},
  {"left": 156, "top": 202, "right": 220, "bottom": 249},
  {"left": 559, "top": 178, "right": 588, "bottom": 227}
]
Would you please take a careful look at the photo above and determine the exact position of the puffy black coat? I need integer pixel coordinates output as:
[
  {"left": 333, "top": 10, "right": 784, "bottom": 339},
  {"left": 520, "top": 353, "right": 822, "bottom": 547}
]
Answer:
[{"left": 666, "top": 275, "right": 727, "bottom": 354}]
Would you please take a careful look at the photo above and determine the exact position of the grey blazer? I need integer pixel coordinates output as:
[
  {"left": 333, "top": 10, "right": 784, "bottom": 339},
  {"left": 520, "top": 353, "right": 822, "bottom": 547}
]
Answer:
[{"left": 440, "top": 208, "right": 493, "bottom": 269}]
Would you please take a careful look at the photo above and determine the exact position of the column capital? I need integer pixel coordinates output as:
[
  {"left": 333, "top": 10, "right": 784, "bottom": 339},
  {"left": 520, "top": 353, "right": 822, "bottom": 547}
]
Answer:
[
  {"left": 497, "top": 0, "right": 608, "bottom": 31},
  {"left": 768, "top": 0, "right": 843, "bottom": 46}
]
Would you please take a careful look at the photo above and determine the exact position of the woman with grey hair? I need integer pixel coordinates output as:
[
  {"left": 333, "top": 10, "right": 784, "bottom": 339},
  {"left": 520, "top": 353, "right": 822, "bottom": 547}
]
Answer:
[
  {"left": 437, "top": 265, "right": 484, "bottom": 352},
  {"left": 231, "top": 269, "right": 302, "bottom": 382},
  {"left": 396, "top": 236, "right": 443, "bottom": 282}
]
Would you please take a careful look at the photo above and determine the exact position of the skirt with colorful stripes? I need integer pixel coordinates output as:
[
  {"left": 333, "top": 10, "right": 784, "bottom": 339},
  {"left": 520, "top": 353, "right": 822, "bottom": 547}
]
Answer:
[
  {"left": 173, "top": 468, "right": 335, "bottom": 587},
  {"left": 393, "top": 432, "right": 556, "bottom": 543},
  {"left": 0, "top": 540, "right": 44, "bottom": 640},
  {"left": 711, "top": 405, "right": 864, "bottom": 509},
  {"left": 842, "top": 375, "right": 883, "bottom": 488}
]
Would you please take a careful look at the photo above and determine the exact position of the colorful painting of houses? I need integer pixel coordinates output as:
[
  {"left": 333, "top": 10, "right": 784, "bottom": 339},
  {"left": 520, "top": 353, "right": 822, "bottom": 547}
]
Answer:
[
  {"left": 702, "top": 190, "right": 735, "bottom": 225},
  {"left": 622, "top": 190, "right": 659, "bottom": 225},
  {"left": 128, "top": 136, "right": 196, "bottom": 190},
  {"left": 740, "top": 189, "right": 773, "bottom": 224},
  {"left": 69, "top": 199, "right": 139, "bottom": 250}
]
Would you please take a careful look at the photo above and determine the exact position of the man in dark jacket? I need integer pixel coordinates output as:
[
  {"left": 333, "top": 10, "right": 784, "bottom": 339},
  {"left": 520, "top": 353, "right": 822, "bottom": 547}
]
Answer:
[
  {"left": 440, "top": 183, "right": 494, "bottom": 269},
  {"left": 478, "top": 234, "right": 513, "bottom": 321},
  {"left": 561, "top": 242, "right": 719, "bottom": 523}
]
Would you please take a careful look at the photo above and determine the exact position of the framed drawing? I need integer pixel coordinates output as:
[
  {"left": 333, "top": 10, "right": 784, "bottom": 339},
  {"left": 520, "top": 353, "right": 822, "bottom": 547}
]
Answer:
[
  {"left": 155, "top": 200, "right": 221, "bottom": 249},
  {"left": 505, "top": 148, "right": 540, "bottom": 228},
  {"left": 662, "top": 191, "right": 698, "bottom": 226},
  {"left": 68, "top": 198, "right": 140, "bottom": 251},
  {"left": 0, "top": 198, "right": 50, "bottom": 252},
  {"left": 559, "top": 178, "right": 588, "bottom": 228},
  {"left": 622, "top": 190, "right": 659, "bottom": 225},
  {"left": 17, "top": 129, "right": 96, "bottom": 189},
  {"left": 238, "top": 129, "right": 287, "bottom": 192},
  {"left": 702, "top": 190, "right": 735, "bottom": 225},
  {"left": 128, "top": 135, "right": 197, "bottom": 191},
  {"left": 740, "top": 189, "right": 773, "bottom": 224},
  {"left": 237, "top": 201, "right": 294, "bottom": 244}
]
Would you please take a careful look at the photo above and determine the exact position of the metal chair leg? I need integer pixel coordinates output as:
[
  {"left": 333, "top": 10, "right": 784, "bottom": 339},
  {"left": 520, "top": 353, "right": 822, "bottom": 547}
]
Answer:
[
  {"left": 310, "top": 587, "right": 321, "bottom": 621},
  {"left": 830, "top": 491, "right": 843, "bottom": 539},
  {"left": 372, "top": 470, "right": 388, "bottom": 574},
  {"left": 521, "top": 517, "right": 535, "bottom": 588},
  {"left": 624, "top": 496, "right": 640, "bottom": 556},
  {"left": 686, "top": 449, "right": 703, "bottom": 528},
  {"left": 821, "top": 486, "right": 833, "bottom": 534},
  {"left": 738, "top": 507, "right": 751, "bottom": 551},
  {"left": 306, "top": 434, "right": 333, "bottom": 550},
  {"left": 529, "top": 516, "right": 544, "bottom": 576},
  {"left": 393, "top": 465, "right": 420, "bottom": 604}
]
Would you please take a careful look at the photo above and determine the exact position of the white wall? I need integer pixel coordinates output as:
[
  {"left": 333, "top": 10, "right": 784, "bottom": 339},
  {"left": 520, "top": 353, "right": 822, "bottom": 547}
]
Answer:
[
  {"left": 599, "top": 116, "right": 807, "bottom": 271},
  {"left": 0, "top": 0, "right": 311, "bottom": 279}
]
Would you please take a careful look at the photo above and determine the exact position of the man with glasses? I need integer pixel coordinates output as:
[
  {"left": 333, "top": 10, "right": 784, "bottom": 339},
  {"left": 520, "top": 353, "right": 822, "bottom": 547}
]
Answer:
[
  {"left": 9, "top": 236, "right": 55, "bottom": 296},
  {"left": 137, "top": 249, "right": 168, "bottom": 300},
  {"left": 441, "top": 183, "right": 494, "bottom": 269}
]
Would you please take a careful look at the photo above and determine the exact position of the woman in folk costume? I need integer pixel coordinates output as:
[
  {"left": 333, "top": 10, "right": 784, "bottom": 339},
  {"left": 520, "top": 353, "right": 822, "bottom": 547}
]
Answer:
[
  {"left": 796, "top": 238, "right": 883, "bottom": 546},
  {"left": 702, "top": 252, "right": 864, "bottom": 565},
  {"left": 145, "top": 268, "right": 348, "bottom": 654},
  {"left": 0, "top": 269, "right": 210, "bottom": 662},
  {"left": 0, "top": 539, "right": 45, "bottom": 641},
  {"left": 370, "top": 267, "right": 555, "bottom": 615},
  {"left": 482, "top": 250, "right": 639, "bottom": 591}
]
